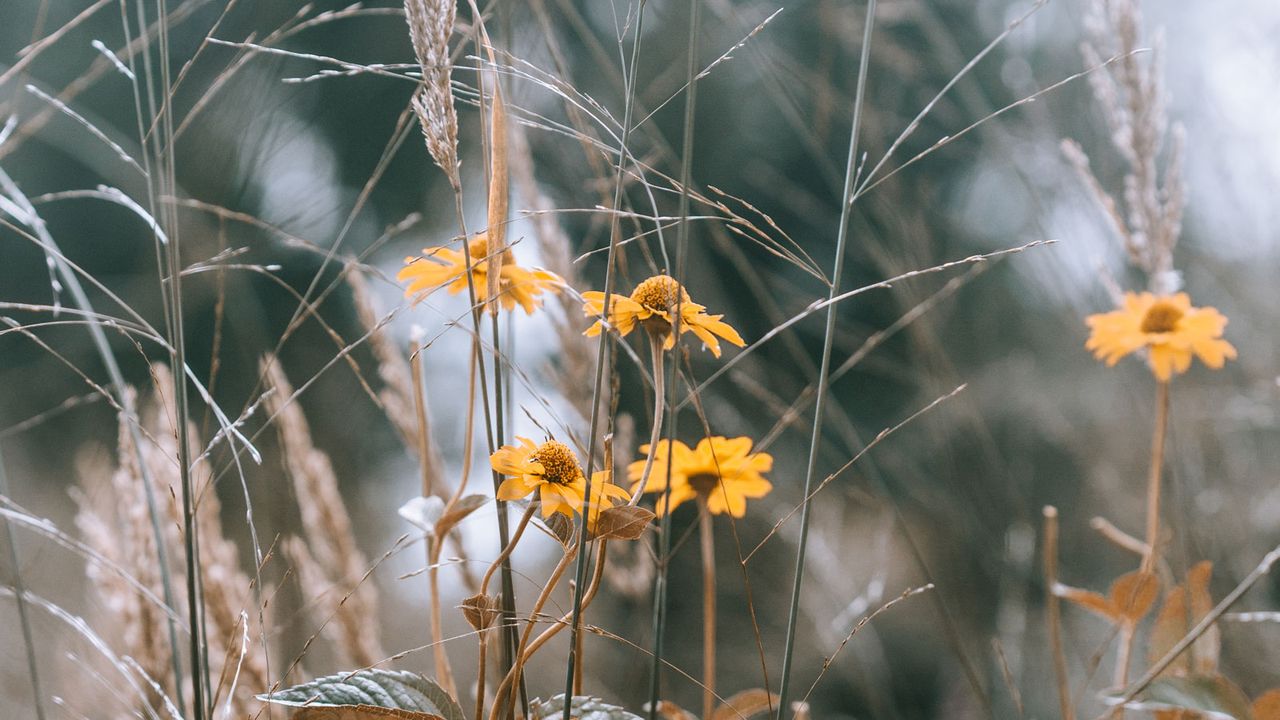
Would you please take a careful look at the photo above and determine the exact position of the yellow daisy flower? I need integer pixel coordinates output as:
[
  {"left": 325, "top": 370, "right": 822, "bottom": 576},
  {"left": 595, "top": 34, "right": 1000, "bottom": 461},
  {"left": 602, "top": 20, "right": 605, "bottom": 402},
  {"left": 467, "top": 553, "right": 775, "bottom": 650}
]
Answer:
[
  {"left": 491, "top": 437, "right": 631, "bottom": 528},
  {"left": 581, "top": 274, "right": 745, "bottom": 357},
  {"left": 398, "top": 233, "right": 562, "bottom": 315},
  {"left": 627, "top": 436, "right": 773, "bottom": 518},
  {"left": 1085, "top": 292, "right": 1237, "bottom": 381}
]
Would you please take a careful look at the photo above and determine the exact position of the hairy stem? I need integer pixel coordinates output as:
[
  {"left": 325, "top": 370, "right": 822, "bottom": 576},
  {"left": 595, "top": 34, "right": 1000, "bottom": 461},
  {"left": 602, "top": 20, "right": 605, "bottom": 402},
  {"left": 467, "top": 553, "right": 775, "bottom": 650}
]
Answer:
[
  {"left": 630, "top": 335, "right": 667, "bottom": 506},
  {"left": 494, "top": 548, "right": 576, "bottom": 720}
]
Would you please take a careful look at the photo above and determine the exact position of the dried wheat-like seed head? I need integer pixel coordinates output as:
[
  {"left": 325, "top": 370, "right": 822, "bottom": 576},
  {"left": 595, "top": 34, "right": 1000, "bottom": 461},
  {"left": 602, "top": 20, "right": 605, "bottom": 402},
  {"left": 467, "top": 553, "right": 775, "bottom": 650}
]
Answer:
[{"left": 404, "top": 0, "right": 460, "bottom": 182}]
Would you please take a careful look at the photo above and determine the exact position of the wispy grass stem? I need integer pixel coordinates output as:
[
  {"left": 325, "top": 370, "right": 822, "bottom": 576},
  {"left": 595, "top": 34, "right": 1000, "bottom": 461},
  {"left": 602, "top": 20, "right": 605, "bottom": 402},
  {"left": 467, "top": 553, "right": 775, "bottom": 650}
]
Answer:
[{"left": 775, "top": 2, "right": 877, "bottom": 717}]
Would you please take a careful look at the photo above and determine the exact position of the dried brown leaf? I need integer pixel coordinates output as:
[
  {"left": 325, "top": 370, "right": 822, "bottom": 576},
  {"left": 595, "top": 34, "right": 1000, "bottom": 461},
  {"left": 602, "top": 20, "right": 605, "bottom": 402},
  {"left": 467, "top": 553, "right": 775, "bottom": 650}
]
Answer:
[
  {"left": 541, "top": 513, "right": 575, "bottom": 547},
  {"left": 712, "top": 689, "right": 780, "bottom": 720},
  {"left": 459, "top": 592, "right": 500, "bottom": 632},
  {"left": 435, "top": 494, "right": 488, "bottom": 539},
  {"left": 1109, "top": 570, "right": 1160, "bottom": 624},
  {"left": 592, "top": 506, "right": 655, "bottom": 541}
]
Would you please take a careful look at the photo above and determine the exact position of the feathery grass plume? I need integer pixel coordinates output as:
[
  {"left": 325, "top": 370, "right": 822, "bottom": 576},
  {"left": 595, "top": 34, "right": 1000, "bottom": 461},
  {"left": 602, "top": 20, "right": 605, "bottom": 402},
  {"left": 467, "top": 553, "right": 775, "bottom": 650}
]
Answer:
[
  {"left": 73, "top": 400, "right": 175, "bottom": 715},
  {"left": 147, "top": 364, "right": 269, "bottom": 714},
  {"left": 404, "top": 0, "right": 460, "bottom": 184},
  {"left": 73, "top": 365, "right": 268, "bottom": 717},
  {"left": 1063, "top": 0, "right": 1186, "bottom": 293},
  {"left": 261, "top": 357, "right": 386, "bottom": 668}
]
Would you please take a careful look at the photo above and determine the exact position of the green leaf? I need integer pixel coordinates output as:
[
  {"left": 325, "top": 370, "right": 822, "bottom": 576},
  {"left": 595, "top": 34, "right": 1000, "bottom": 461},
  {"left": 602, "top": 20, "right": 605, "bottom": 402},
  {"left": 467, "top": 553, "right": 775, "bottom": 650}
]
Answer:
[
  {"left": 1120, "top": 675, "right": 1254, "bottom": 720},
  {"left": 259, "top": 669, "right": 465, "bottom": 720},
  {"left": 530, "top": 695, "right": 643, "bottom": 720}
]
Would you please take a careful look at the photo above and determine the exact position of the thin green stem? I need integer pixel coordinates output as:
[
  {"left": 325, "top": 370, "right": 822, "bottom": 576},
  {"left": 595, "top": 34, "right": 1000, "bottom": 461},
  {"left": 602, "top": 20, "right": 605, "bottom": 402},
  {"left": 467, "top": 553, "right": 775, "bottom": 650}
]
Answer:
[
  {"left": 561, "top": 2, "right": 648, "bottom": 712},
  {"left": 776, "top": 2, "right": 877, "bottom": 718}
]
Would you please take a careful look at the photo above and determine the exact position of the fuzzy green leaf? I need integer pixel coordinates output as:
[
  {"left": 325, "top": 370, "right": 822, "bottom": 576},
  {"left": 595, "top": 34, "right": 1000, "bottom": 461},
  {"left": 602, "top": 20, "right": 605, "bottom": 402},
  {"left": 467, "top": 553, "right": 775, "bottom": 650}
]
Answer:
[
  {"left": 259, "top": 669, "right": 464, "bottom": 720},
  {"left": 530, "top": 695, "right": 643, "bottom": 720}
]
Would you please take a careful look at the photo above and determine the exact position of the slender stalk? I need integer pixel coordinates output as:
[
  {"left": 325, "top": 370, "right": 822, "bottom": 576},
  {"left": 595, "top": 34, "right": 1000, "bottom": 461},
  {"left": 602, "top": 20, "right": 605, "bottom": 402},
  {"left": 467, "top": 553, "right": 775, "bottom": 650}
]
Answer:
[
  {"left": 412, "top": 352, "right": 456, "bottom": 696},
  {"left": 1142, "top": 381, "right": 1170, "bottom": 573},
  {"left": 474, "top": 630, "right": 489, "bottom": 720},
  {"left": 427, "top": 537, "right": 457, "bottom": 697},
  {"left": 630, "top": 336, "right": 667, "bottom": 505},
  {"left": 776, "top": 3, "right": 877, "bottom": 717},
  {"left": 1042, "top": 506, "right": 1074, "bottom": 720},
  {"left": 495, "top": 548, "right": 576, "bottom": 720},
  {"left": 562, "top": 2, "right": 648, "bottom": 712},
  {"left": 648, "top": 0, "right": 703, "bottom": 707},
  {"left": 0, "top": 447, "right": 45, "bottom": 720},
  {"left": 698, "top": 497, "right": 717, "bottom": 720},
  {"left": 519, "top": 541, "right": 609, "bottom": 662}
]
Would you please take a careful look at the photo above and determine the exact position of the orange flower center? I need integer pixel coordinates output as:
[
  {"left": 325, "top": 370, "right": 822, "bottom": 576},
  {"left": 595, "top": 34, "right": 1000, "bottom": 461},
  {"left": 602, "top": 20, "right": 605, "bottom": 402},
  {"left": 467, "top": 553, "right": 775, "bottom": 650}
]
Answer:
[
  {"left": 532, "top": 441, "right": 583, "bottom": 485},
  {"left": 630, "top": 274, "right": 691, "bottom": 313},
  {"left": 1140, "top": 301, "right": 1184, "bottom": 334}
]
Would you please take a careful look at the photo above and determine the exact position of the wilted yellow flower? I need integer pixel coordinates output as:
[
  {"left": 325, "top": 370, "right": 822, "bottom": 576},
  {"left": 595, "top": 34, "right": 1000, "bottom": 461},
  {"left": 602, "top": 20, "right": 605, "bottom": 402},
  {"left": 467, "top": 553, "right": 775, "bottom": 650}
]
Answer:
[
  {"left": 1085, "top": 292, "right": 1236, "bottom": 381},
  {"left": 627, "top": 436, "right": 772, "bottom": 517},
  {"left": 398, "top": 233, "right": 562, "bottom": 314},
  {"left": 582, "top": 274, "right": 745, "bottom": 357},
  {"left": 491, "top": 437, "right": 630, "bottom": 527}
]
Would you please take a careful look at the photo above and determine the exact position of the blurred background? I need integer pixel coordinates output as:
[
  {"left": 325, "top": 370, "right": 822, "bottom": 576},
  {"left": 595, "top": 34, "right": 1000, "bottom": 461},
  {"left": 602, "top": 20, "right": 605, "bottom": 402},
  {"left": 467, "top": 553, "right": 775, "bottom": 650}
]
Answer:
[{"left": 2, "top": 0, "right": 1279, "bottom": 718}]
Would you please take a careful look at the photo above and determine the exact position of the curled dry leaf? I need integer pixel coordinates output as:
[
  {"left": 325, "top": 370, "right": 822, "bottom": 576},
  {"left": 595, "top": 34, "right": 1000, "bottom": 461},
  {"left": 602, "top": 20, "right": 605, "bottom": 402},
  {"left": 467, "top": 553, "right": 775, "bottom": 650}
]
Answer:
[
  {"left": 711, "top": 689, "right": 781, "bottom": 720},
  {"left": 592, "top": 505, "right": 655, "bottom": 541},
  {"left": 435, "top": 494, "right": 488, "bottom": 539},
  {"left": 541, "top": 512, "right": 575, "bottom": 547},
  {"left": 459, "top": 592, "right": 500, "bottom": 631}
]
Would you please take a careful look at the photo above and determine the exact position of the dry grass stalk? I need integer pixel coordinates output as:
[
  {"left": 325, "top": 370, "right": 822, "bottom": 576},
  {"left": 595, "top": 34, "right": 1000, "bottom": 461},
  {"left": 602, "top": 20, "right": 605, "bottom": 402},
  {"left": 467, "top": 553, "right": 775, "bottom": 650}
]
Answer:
[
  {"left": 74, "top": 365, "right": 269, "bottom": 716},
  {"left": 404, "top": 0, "right": 461, "bottom": 184},
  {"left": 261, "top": 357, "right": 386, "bottom": 668},
  {"left": 1064, "top": 0, "right": 1186, "bottom": 294}
]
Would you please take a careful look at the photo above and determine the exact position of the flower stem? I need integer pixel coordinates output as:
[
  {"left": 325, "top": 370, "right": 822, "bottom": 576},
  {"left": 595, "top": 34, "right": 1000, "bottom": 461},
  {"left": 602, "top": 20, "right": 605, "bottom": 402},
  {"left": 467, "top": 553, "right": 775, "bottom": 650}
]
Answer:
[
  {"left": 1142, "top": 381, "right": 1170, "bottom": 574},
  {"left": 427, "top": 537, "right": 457, "bottom": 698},
  {"left": 631, "top": 335, "right": 667, "bottom": 506},
  {"left": 776, "top": 2, "right": 877, "bottom": 718},
  {"left": 698, "top": 497, "right": 717, "bottom": 720},
  {"left": 493, "top": 547, "right": 577, "bottom": 720}
]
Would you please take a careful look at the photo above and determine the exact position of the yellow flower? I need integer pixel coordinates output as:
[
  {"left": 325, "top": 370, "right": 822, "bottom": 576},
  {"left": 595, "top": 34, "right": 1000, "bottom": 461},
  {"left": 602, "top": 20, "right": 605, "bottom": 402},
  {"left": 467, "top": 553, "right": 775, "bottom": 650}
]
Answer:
[
  {"left": 491, "top": 437, "right": 631, "bottom": 528},
  {"left": 1085, "top": 292, "right": 1237, "bottom": 381},
  {"left": 581, "top": 274, "right": 745, "bottom": 357},
  {"left": 398, "top": 233, "right": 562, "bottom": 315},
  {"left": 627, "top": 436, "right": 773, "bottom": 518}
]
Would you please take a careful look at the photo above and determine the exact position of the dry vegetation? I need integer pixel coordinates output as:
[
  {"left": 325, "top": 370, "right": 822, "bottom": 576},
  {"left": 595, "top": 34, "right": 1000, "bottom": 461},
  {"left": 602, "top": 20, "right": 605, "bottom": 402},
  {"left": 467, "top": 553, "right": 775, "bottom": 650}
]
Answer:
[{"left": 0, "top": 0, "right": 1276, "bottom": 719}]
